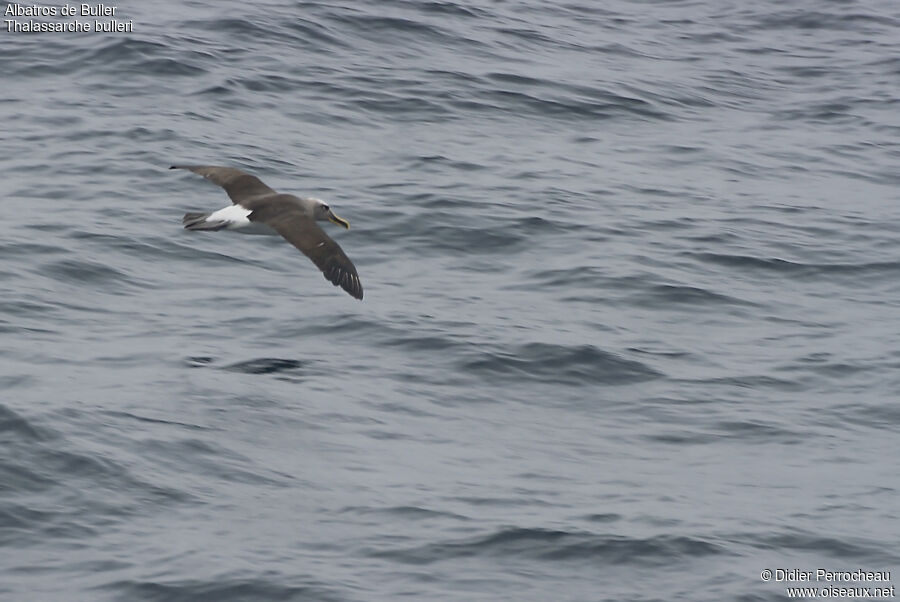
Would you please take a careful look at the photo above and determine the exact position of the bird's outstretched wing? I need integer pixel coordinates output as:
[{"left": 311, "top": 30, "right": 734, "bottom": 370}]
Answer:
[
  {"left": 170, "top": 165, "right": 276, "bottom": 203},
  {"left": 260, "top": 210, "right": 364, "bottom": 300}
]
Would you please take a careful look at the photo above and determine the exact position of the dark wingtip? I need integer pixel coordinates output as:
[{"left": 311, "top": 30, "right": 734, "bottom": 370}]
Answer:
[
  {"left": 324, "top": 265, "right": 363, "bottom": 300},
  {"left": 169, "top": 165, "right": 179, "bottom": 170},
  {"left": 350, "top": 279, "right": 364, "bottom": 300}
]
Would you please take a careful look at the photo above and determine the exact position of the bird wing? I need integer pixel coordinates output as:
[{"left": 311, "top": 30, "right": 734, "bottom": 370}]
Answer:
[
  {"left": 257, "top": 210, "right": 364, "bottom": 300},
  {"left": 170, "top": 165, "right": 277, "bottom": 203}
]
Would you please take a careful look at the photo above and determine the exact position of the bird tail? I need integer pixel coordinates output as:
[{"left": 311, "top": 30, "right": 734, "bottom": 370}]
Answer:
[{"left": 183, "top": 212, "right": 227, "bottom": 231}]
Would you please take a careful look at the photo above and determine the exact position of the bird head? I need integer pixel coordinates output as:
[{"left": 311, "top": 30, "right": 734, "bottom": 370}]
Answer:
[{"left": 312, "top": 198, "right": 350, "bottom": 229}]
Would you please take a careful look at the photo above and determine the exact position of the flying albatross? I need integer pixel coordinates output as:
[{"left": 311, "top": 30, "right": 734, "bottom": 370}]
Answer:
[{"left": 172, "top": 165, "right": 363, "bottom": 300}]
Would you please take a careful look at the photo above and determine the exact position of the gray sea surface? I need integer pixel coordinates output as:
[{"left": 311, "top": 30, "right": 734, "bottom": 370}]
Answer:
[{"left": 2, "top": 1, "right": 900, "bottom": 600}]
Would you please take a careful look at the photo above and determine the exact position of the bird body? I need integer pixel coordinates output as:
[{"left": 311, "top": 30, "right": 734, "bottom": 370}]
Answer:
[{"left": 173, "top": 165, "right": 363, "bottom": 300}]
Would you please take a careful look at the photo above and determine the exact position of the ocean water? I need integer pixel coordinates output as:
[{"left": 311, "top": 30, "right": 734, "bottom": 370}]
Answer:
[{"left": 2, "top": 1, "right": 900, "bottom": 600}]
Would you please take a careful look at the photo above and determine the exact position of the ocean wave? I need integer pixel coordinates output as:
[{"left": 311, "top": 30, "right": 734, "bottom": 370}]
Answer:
[
  {"left": 370, "top": 526, "right": 723, "bottom": 565},
  {"left": 461, "top": 342, "right": 662, "bottom": 385}
]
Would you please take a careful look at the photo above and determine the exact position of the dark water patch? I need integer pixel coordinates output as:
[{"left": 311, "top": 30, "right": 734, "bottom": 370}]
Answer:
[
  {"left": 753, "top": 10, "right": 895, "bottom": 33},
  {"left": 408, "top": 223, "right": 528, "bottom": 255},
  {"left": 491, "top": 73, "right": 668, "bottom": 117},
  {"left": 688, "top": 252, "right": 900, "bottom": 281},
  {"left": 647, "top": 420, "right": 801, "bottom": 446},
  {"left": 162, "top": 238, "right": 264, "bottom": 266},
  {"left": 1, "top": 424, "right": 191, "bottom": 509},
  {"left": 101, "top": 126, "right": 184, "bottom": 144},
  {"left": 515, "top": 471, "right": 571, "bottom": 483},
  {"left": 84, "top": 37, "right": 166, "bottom": 59},
  {"left": 777, "top": 357, "right": 875, "bottom": 380},
  {"left": 452, "top": 495, "right": 556, "bottom": 508},
  {"left": 140, "top": 437, "right": 288, "bottom": 487},
  {"left": 74, "top": 38, "right": 205, "bottom": 76},
  {"left": 626, "top": 80, "right": 720, "bottom": 110},
  {"left": 408, "top": 154, "right": 487, "bottom": 172},
  {"left": 222, "top": 358, "right": 306, "bottom": 375},
  {"left": 485, "top": 71, "right": 547, "bottom": 87},
  {"left": 330, "top": 13, "right": 459, "bottom": 46},
  {"left": 422, "top": 68, "right": 486, "bottom": 86},
  {"left": 685, "top": 374, "right": 804, "bottom": 393},
  {"left": 494, "top": 26, "right": 577, "bottom": 51},
  {"left": 283, "top": 18, "right": 349, "bottom": 49},
  {"left": 0, "top": 242, "right": 66, "bottom": 257},
  {"left": 584, "top": 513, "right": 622, "bottom": 524},
  {"left": 461, "top": 342, "right": 662, "bottom": 386},
  {"left": 275, "top": 315, "right": 397, "bottom": 340},
  {"left": 0, "top": 323, "right": 57, "bottom": 336},
  {"left": 714, "top": 420, "right": 803, "bottom": 442},
  {"left": 0, "top": 502, "right": 100, "bottom": 547},
  {"left": 43, "top": 258, "right": 139, "bottom": 289},
  {"left": 184, "top": 17, "right": 284, "bottom": 41},
  {"left": 38, "top": 445, "right": 125, "bottom": 483},
  {"left": 643, "top": 395, "right": 717, "bottom": 408},
  {"left": 836, "top": 403, "right": 900, "bottom": 431},
  {"left": 0, "top": 374, "right": 35, "bottom": 390},
  {"left": 0, "top": 404, "right": 54, "bottom": 443},
  {"left": 462, "top": 342, "right": 662, "bottom": 385},
  {"left": 0, "top": 461, "right": 56, "bottom": 495},
  {"left": 512, "top": 215, "right": 572, "bottom": 236},
  {"left": 381, "top": 334, "right": 465, "bottom": 353},
  {"left": 371, "top": 527, "right": 724, "bottom": 565},
  {"left": 628, "top": 283, "right": 756, "bottom": 309},
  {"left": 683, "top": 231, "right": 743, "bottom": 244},
  {"left": 773, "top": 104, "right": 867, "bottom": 127},
  {"left": 416, "top": 1, "right": 487, "bottom": 18},
  {"left": 193, "top": 83, "right": 234, "bottom": 97},
  {"left": 340, "top": 505, "right": 471, "bottom": 521},
  {"left": 746, "top": 531, "right": 895, "bottom": 561},
  {"left": 645, "top": 431, "right": 721, "bottom": 445},
  {"left": 101, "top": 578, "right": 351, "bottom": 602},
  {"left": 90, "top": 352, "right": 162, "bottom": 368},
  {"left": 454, "top": 88, "right": 669, "bottom": 122},
  {"left": 101, "top": 410, "right": 215, "bottom": 432},
  {"left": 10, "top": 507, "right": 101, "bottom": 544},
  {"left": 367, "top": 400, "right": 439, "bottom": 418},
  {"left": 0, "top": 298, "right": 60, "bottom": 318},
  {"left": 0, "top": 503, "right": 56, "bottom": 537},
  {"left": 396, "top": 191, "right": 486, "bottom": 211},
  {"left": 67, "top": 230, "right": 217, "bottom": 263},
  {"left": 627, "top": 347, "right": 692, "bottom": 360},
  {"left": 232, "top": 73, "right": 304, "bottom": 94},
  {"left": 341, "top": 92, "right": 452, "bottom": 120},
  {"left": 137, "top": 57, "right": 207, "bottom": 77},
  {"left": 521, "top": 266, "right": 621, "bottom": 291},
  {"left": 364, "top": 429, "right": 420, "bottom": 442}
]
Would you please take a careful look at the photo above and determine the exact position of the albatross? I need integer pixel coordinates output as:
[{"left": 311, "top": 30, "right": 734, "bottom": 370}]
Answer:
[{"left": 172, "top": 165, "right": 363, "bottom": 300}]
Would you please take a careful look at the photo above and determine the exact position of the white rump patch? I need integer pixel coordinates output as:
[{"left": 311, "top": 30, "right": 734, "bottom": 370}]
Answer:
[
  {"left": 206, "top": 204, "right": 278, "bottom": 235},
  {"left": 207, "top": 204, "right": 253, "bottom": 228}
]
